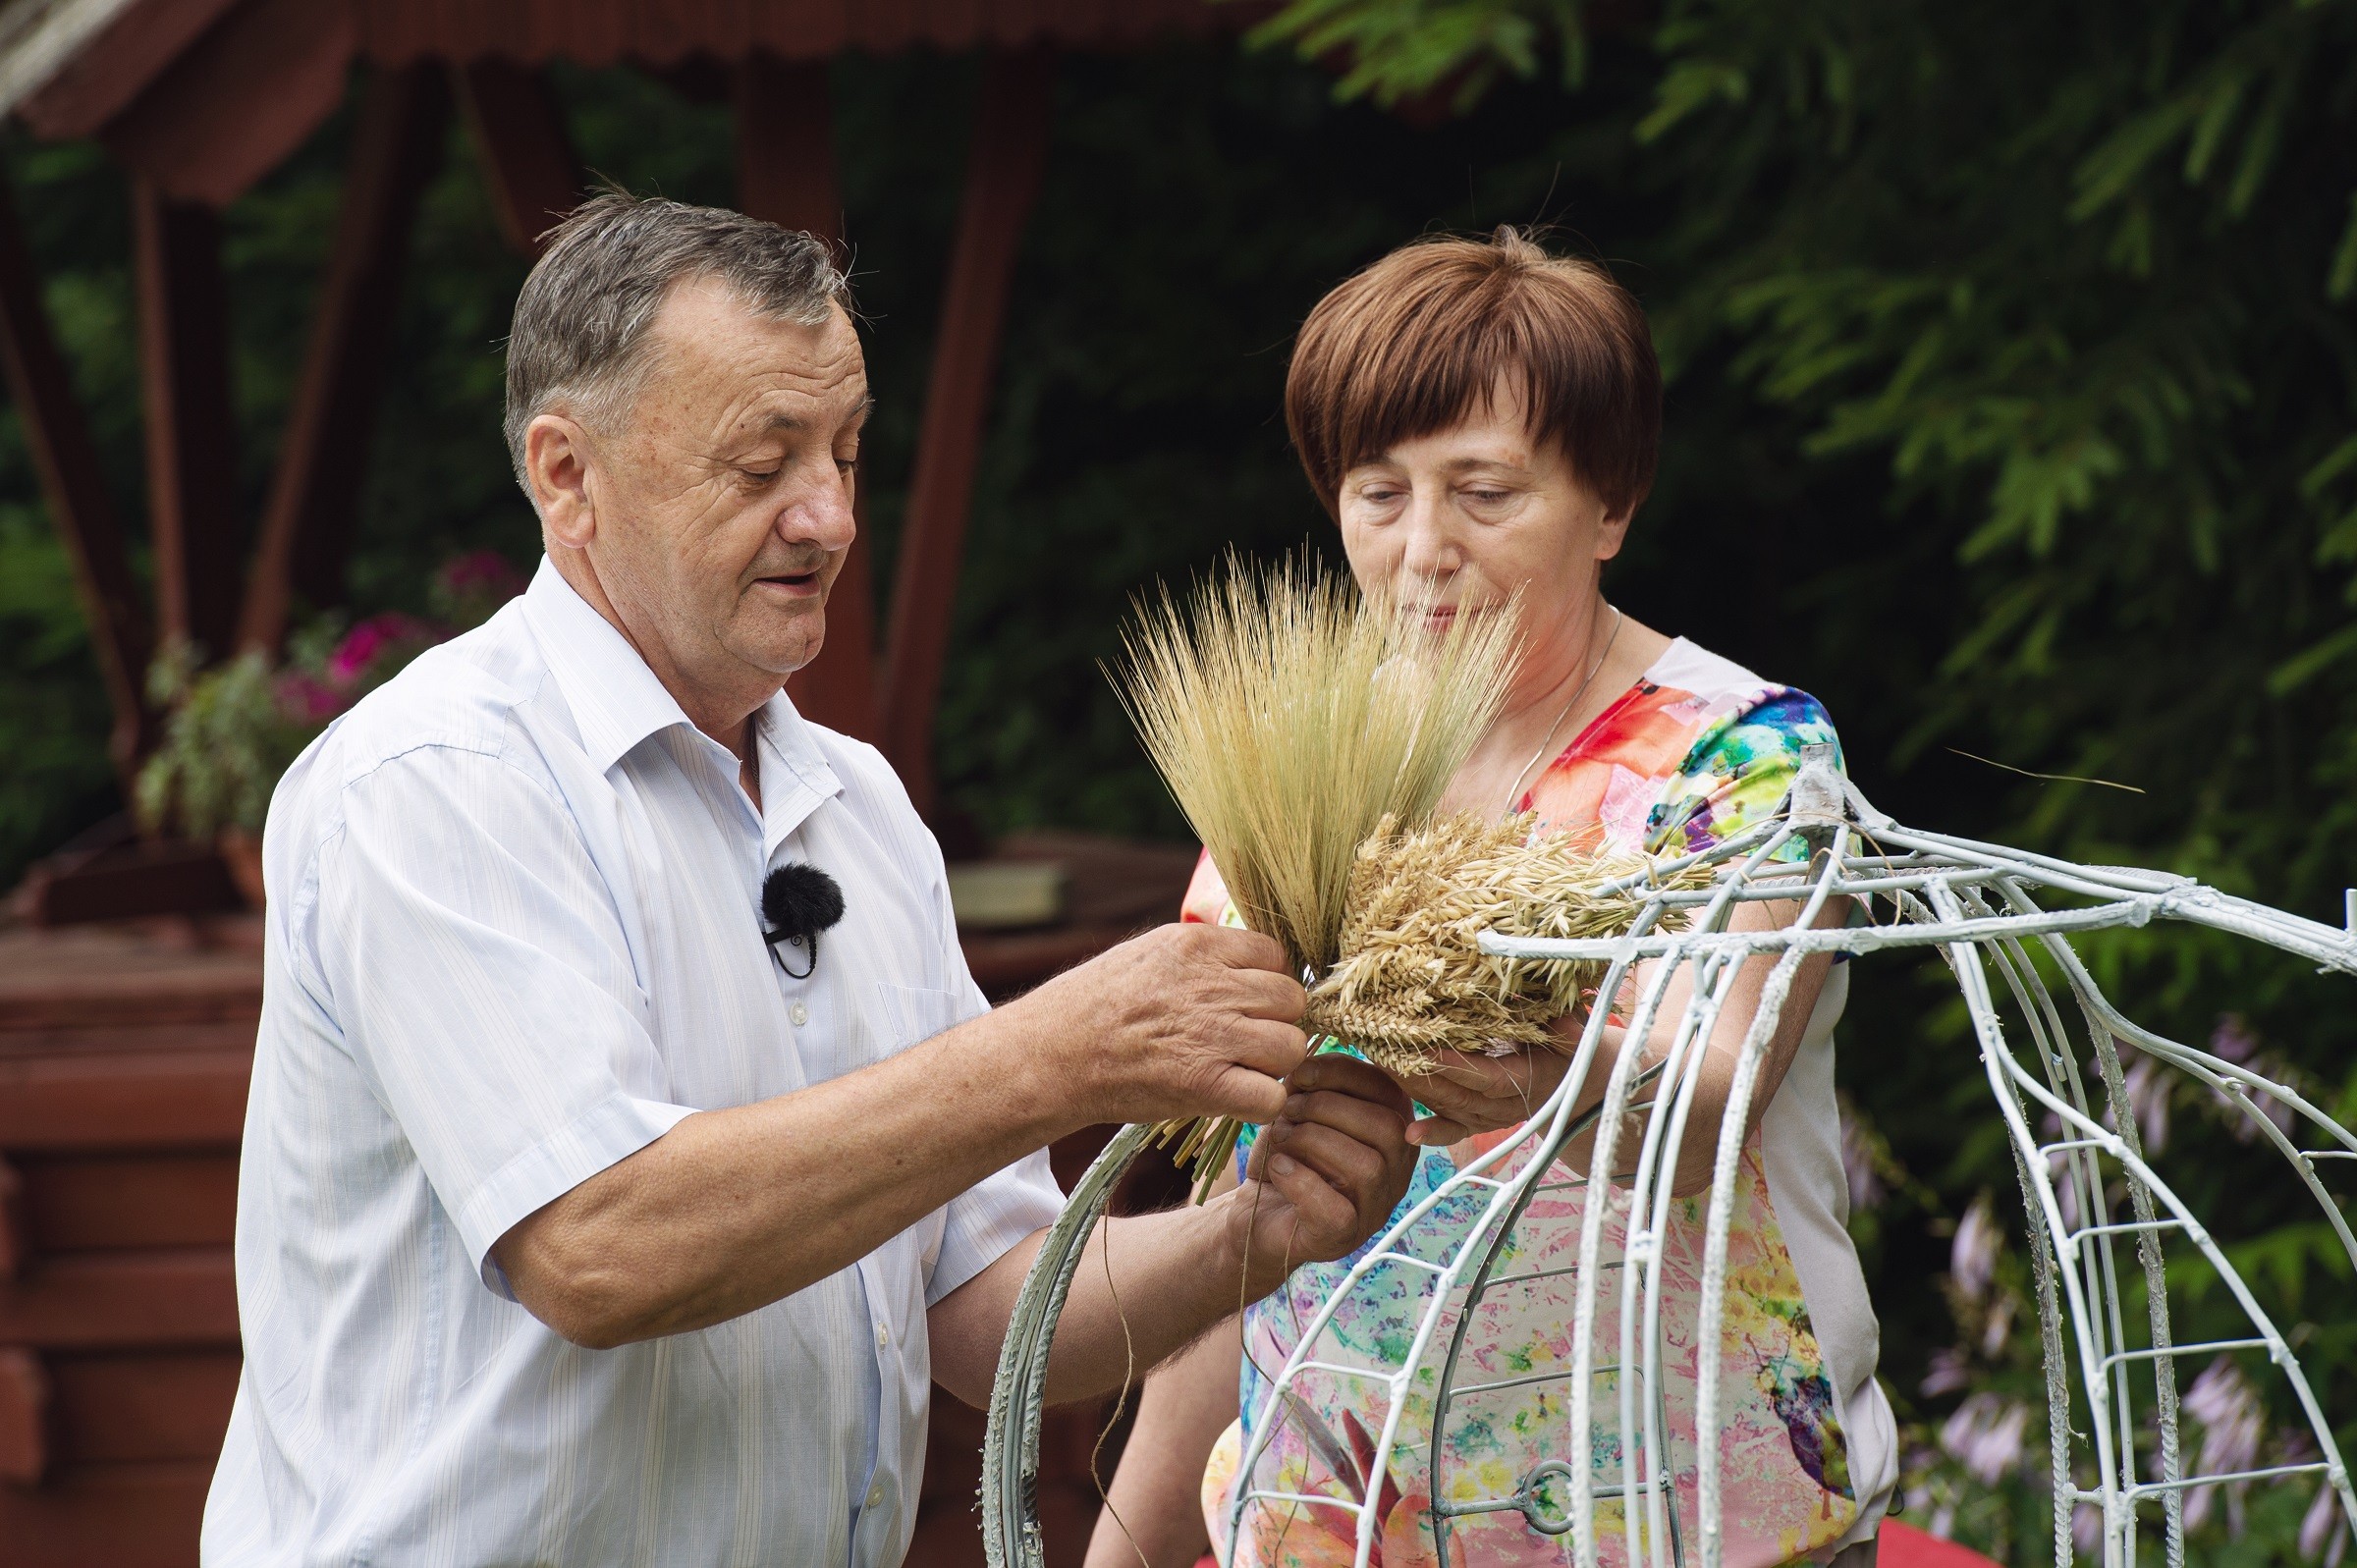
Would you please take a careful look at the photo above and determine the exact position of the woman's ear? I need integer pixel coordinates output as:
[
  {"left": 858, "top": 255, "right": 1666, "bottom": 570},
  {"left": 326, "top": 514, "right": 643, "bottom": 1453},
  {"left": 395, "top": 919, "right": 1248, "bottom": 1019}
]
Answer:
[
  {"left": 1593, "top": 499, "right": 1637, "bottom": 563},
  {"left": 527, "top": 413, "right": 596, "bottom": 549}
]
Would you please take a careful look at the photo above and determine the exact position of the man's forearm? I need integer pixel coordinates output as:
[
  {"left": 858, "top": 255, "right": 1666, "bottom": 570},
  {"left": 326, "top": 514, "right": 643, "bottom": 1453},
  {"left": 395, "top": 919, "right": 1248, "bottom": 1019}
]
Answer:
[
  {"left": 494, "top": 921, "right": 1313, "bottom": 1349},
  {"left": 496, "top": 1004, "right": 1073, "bottom": 1347}
]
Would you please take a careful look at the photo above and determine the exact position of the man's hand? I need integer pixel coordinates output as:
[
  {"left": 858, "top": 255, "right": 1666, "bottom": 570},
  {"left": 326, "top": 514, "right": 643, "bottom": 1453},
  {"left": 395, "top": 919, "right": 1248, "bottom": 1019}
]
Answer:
[
  {"left": 927, "top": 1051, "right": 1419, "bottom": 1408},
  {"left": 1229, "top": 1054, "right": 1418, "bottom": 1280},
  {"left": 1010, "top": 923, "right": 1310, "bottom": 1130}
]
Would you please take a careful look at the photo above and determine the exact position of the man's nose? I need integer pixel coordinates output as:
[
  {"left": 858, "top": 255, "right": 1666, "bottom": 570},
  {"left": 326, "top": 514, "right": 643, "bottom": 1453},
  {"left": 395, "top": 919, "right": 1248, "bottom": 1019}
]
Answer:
[{"left": 776, "top": 463, "right": 856, "bottom": 552}]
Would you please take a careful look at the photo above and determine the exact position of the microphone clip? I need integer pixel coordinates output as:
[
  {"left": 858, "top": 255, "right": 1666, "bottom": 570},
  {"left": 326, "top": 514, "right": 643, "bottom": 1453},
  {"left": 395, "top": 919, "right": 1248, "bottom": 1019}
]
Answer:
[{"left": 762, "top": 863, "right": 846, "bottom": 981}]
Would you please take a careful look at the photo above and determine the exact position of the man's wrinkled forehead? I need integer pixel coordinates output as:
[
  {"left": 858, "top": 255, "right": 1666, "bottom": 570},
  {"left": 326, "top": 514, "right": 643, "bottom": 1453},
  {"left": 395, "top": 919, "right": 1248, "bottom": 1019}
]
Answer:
[{"left": 635, "top": 277, "right": 865, "bottom": 424}]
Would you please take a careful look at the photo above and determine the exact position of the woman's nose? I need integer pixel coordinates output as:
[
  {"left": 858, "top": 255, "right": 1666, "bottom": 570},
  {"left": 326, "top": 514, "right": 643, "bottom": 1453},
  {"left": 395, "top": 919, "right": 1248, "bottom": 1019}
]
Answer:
[{"left": 1397, "top": 487, "right": 1459, "bottom": 582}]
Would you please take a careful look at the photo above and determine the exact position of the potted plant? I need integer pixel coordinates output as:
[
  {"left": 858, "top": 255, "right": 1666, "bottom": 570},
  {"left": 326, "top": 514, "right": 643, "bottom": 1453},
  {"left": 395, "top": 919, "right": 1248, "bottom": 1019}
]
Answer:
[{"left": 134, "top": 552, "right": 522, "bottom": 906}]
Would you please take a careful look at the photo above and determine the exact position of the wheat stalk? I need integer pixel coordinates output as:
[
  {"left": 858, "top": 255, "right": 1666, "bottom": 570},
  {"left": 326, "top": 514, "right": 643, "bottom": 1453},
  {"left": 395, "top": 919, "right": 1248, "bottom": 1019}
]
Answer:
[
  {"left": 1304, "top": 812, "right": 1709, "bottom": 1075},
  {"left": 1112, "top": 557, "right": 1521, "bottom": 1194}
]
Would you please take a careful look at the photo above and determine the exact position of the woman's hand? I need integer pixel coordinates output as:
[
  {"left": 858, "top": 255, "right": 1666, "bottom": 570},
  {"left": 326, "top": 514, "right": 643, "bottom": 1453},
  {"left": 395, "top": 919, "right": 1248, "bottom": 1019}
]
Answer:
[
  {"left": 1227, "top": 1054, "right": 1418, "bottom": 1276},
  {"left": 1397, "top": 1045, "right": 1573, "bottom": 1148}
]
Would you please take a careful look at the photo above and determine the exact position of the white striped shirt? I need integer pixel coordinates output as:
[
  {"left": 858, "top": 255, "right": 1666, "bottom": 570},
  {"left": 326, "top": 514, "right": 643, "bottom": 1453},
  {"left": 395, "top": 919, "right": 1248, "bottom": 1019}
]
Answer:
[{"left": 203, "top": 560, "right": 1064, "bottom": 1567}]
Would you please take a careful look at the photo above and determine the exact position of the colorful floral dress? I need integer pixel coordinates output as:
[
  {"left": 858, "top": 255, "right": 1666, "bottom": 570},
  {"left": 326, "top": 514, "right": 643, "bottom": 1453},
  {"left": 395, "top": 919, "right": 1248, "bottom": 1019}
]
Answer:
[{"left": 1183, "top": 637, "right": 1892, "bottom": 1567}]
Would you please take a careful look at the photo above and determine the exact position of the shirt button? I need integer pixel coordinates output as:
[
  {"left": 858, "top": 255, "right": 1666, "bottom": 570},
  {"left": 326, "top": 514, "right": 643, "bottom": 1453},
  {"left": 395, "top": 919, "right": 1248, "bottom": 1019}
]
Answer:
[
  {"left": 789, "top": 1001, "right": 808, "bottom": 1026},
  {"left": 865, "top": 1482, "right": 885, "bottom": 1510},
  {"left": 875, "top": 1322, "right": 890, "bottom": 1350}
]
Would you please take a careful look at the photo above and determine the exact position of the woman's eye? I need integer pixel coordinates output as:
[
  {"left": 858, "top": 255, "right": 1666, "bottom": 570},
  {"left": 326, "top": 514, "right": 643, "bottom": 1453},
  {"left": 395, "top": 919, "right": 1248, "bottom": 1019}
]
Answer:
[{"left": 1466, "top": 488, "right": 1511, "bottom": 505}]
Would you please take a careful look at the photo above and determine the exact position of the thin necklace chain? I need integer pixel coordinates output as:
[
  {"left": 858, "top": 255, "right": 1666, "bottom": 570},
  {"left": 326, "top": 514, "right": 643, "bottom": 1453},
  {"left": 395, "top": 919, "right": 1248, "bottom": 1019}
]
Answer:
[{"left": 1501, "top": 603, "right": 1623, "bottom": 813}]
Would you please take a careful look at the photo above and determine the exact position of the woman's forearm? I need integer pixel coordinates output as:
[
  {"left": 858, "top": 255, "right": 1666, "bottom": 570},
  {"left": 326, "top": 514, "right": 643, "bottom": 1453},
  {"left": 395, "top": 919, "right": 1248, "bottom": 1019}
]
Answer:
[{"left": 1542, "top": 893, "right": 1847, "bottom": 1195}]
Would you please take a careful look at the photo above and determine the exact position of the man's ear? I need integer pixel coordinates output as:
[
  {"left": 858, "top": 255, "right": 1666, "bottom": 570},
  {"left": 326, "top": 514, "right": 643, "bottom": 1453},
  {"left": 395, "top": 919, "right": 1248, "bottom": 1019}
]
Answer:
[{"left": 527, "top": 413, "right": 597, "bottom": 549}]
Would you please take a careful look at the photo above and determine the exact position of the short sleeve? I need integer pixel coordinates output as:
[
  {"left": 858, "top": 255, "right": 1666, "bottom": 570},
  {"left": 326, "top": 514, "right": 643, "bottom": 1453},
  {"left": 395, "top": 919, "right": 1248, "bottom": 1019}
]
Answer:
[
  {"left": 311, "top": 745, "right": 693, "bottom": 1294},
  {"left": 1643, "top": 688, "right": 1840, "bottom": 861},
  {"left": 927, "top": 1150, "right": 1065, "bottom": 1306}
]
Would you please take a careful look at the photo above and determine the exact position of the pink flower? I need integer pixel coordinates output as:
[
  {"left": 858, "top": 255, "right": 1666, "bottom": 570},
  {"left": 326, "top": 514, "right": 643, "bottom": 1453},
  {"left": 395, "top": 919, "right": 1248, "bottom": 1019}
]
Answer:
[
  {"left": 1838, "top": 1099, "right": 1885, "bottom": 1212},
  {"left": 327, "top": 613, "right": 437, "bottom": 685},
  {"left": 2073, "top": 1501, "right": 2105, "bottom": 1556},
  {"left": 1939, "top": 1391, "right": 2029, "bottom": 1486},
  {"left": 434, "top": 549, "right": 523, "bottom": 597},
  {"left": 2119, "top": 1050, "right": 2169, "bottom": 1153},
  {"left": 275, "top": 671, "right": 347, "bottom": 725},
  {"left": 2211, "top": 1014, "right": 2259, "bottom": 1065},
  {"left": 431, "top": 550, "right": 526, "bottom": 628},
  {"left": 2183, "top": 1358, "right": 2265, "bottom": 1532},
  {"left": 1951, "top": 1193, "right": 2001, "bottom": 1301},
  {"left": 1920, "top": 1346, "right": 1972, "bottom": 1397},
  {"left": 2303, "top": 1482, "right": 2349, "bottom": 1566}
]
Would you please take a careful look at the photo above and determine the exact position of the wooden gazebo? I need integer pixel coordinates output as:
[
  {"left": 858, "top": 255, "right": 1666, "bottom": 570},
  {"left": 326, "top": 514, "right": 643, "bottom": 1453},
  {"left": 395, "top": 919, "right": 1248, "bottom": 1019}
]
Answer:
[{"left": 0, "top": 3, "right": 1241, "bottom": 1563}]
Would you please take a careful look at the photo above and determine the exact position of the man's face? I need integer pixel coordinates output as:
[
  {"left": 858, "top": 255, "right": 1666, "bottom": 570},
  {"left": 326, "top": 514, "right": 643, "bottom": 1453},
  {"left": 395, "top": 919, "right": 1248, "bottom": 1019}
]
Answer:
[{"left": 563, "top": 277, "right": 867, "bottom": 709}]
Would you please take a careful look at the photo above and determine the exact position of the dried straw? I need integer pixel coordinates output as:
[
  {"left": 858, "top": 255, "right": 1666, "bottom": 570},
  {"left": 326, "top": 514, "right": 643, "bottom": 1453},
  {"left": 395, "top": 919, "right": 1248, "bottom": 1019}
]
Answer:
[
  {"left": 1304, "top": 812, "right": 1709, "bottom": 1076},
  {"left": 1112, "top": 558, "right": 1520, "bottom": 1190}
]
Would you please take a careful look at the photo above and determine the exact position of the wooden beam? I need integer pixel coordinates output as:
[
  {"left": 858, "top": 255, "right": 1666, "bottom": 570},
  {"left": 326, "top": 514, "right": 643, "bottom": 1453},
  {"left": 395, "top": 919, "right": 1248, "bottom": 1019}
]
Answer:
[
  {"left": 877, "top": 49, "right": 1056, "bottom": 811},
  {"left": 14, "top": 0, "right": 244, "bottom": 140},
  {"left": 451, "top": 58, "right": 582, "bottom": 256},
  {"left": 131, "top": 182, "right": 240, "bottom": 659},
  {"left": 237, "top": 63, "right": 447, "bottom": 653},
  {"left": 0, "top": 1348, "right": 48, "bottom": 1485},
  {"left": 0, "top": 1159, "right": 23, "bottom": 1281},
  {"left": 737, "top": 53, "right": 882, "bottom": 743},
  {"left": 0, "top": 1250, "right": 238, "bottom": 1350},
  {"left": 0, "top": 170, "right": 153, "bottom": 783},
  {"left": 736, "top": 53, "right": 843, "bottom": 243},
  {"left": 99, "top": 0, "right": 356, "bottom": 209},
  {"left": 0, "top": 1054, "right": 252, "bottom": 1152}
]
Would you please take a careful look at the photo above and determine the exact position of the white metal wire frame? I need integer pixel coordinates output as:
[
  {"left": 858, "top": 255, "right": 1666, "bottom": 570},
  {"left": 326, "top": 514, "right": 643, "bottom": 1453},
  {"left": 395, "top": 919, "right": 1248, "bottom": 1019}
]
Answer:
[{"left": 981, "top": 750, "right": 2357, "bottom": 1568}]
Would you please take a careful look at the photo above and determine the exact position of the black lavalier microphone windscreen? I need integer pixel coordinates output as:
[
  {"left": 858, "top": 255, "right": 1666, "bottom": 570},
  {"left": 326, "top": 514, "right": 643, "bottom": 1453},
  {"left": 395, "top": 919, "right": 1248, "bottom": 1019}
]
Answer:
[{"left": 762, "top": 864, "right": 846, "bottom": 979}]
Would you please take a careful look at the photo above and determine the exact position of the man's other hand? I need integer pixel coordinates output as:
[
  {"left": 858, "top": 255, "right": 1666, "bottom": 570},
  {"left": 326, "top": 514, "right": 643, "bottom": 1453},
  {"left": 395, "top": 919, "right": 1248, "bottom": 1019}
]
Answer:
[
  {"left": 1015, "top": 923, "right": 1308, "bottom": 1129},
  {"left": 1231, "top": 1054, "right": 1416, "bottom": 1271}
]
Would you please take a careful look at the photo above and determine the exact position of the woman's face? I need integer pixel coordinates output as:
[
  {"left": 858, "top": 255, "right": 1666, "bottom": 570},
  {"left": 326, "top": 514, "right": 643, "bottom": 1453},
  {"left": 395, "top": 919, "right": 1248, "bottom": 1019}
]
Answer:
[{"left": 1335, "top": 379, "right": 1630, "bottom": 642}]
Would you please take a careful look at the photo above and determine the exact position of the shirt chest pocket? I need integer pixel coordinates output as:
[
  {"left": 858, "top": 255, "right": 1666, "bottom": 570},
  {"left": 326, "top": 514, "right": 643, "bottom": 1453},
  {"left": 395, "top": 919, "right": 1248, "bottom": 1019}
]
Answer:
[{"left": 866, "top": 981, "right": 970, "bottom": 1060}]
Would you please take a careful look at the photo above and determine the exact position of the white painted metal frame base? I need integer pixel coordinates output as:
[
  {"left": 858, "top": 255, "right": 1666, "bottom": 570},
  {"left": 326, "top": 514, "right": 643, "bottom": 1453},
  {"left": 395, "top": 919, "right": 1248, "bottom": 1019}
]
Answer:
[{"left": 982, "top": 753, "right": 2357, "bottom": 1568}]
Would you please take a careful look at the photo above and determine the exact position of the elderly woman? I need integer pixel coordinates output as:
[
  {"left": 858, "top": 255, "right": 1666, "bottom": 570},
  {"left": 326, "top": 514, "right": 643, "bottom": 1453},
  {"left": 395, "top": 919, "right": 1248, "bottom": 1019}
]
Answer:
[{"left": 1086, "top": 231, "right": 1895, "bottom": 1568}]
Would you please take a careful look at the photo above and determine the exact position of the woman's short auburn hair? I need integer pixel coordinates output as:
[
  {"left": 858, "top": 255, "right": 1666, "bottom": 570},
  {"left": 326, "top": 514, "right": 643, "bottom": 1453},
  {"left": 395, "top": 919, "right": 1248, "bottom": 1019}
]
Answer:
[{"left": 1285, "top": 227, "right": 1662, "bottom": 519}]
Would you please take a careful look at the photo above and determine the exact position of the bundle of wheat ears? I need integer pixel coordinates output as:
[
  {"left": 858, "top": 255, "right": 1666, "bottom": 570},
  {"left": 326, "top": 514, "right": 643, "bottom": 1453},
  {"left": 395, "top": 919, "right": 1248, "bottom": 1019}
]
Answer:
[
  {"left": 1306, "top": 812, "right": 1706, "bottom": 1074},
  {"left": 1114, "top": 559, "right": 1694, "bottom": 1196}
]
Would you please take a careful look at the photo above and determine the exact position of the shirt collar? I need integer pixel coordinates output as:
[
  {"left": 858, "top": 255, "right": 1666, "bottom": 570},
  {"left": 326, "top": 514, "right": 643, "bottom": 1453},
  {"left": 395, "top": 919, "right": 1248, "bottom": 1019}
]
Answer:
[
  {"left": 520, "top": 557, "right": 702, "bottom": 775},
  {"left": 520, "top": 559, "right": 846, "bottom": 843},
  {"left": 754, "top": 689, "right": 843, "bottom": 857}
]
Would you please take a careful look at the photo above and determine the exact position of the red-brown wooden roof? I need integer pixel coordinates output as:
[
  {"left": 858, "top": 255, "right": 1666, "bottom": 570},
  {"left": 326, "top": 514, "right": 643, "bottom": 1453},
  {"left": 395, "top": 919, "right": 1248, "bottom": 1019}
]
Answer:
[
  {"left": 4, "top": 0, "right": 1238, "bottom": 142},
  {"left": 354, "top": 0, "right": 1233, "bottom": 67}
]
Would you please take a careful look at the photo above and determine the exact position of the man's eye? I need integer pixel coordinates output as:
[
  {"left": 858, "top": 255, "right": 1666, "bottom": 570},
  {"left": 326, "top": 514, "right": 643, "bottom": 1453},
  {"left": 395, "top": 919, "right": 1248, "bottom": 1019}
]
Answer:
[
  {"left": 741, "top": 466, "right": 782, "bottom": 484},
  {"left": 1467, "top": 489, "right": 1510, "bottom": 505}
]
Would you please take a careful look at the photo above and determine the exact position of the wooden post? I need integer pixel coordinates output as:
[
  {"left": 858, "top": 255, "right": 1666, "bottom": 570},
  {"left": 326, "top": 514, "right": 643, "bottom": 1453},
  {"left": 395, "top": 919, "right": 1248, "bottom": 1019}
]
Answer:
[
  {"left": 737, "top": 53, "right": 883, "bottom": 743},
  {"left": 877, "top": 49, "right": 1055, "bottom": 813},
  {"left": 736, "top": 54, "right": 843, "bottom": 241},
  {"left": 132, "top": 182, "right": 241, "bottom": 661},
  {"left": 451, "top": 59, "right": 582, "bottom": 257},
  {"left": 0, "top": 173, "right": 153, "bottom": 784},
  {"left": 236, "top": 64, "right": 446, "bottom": 653}
]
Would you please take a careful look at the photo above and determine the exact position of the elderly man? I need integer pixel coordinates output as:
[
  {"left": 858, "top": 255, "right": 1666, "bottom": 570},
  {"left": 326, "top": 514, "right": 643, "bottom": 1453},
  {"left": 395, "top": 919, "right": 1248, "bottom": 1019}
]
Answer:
[{"left": 201, "top": 194, "right": 1416, "bottom": 1566}]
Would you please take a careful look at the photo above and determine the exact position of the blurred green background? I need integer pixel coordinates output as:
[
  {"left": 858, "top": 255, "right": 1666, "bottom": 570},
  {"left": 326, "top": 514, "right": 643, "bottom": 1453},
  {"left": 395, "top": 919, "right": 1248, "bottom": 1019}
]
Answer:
[{"left": 3, "top": 3, "right": 2353, "bottom": 1559}]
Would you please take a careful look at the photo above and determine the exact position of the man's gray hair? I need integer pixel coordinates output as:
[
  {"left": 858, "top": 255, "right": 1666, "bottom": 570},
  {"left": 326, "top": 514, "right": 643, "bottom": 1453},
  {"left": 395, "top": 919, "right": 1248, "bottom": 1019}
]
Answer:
[{"left": 502, "top": 192, "right": 850, "bottom": 490}]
